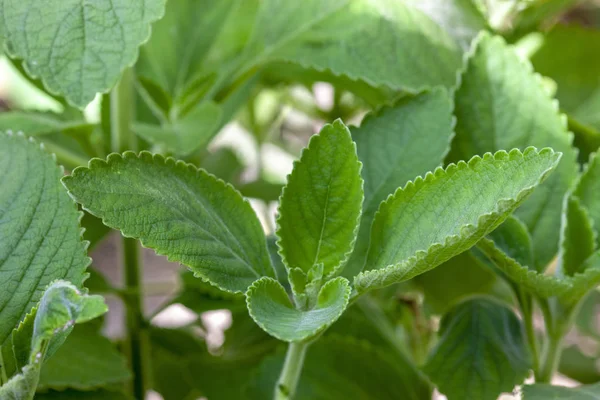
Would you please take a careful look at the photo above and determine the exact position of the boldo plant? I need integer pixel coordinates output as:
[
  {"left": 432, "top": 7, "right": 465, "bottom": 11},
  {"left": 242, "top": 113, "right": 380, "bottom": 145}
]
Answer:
[{"left": 1, "top": 1, "right": 600, "bottom": 400}]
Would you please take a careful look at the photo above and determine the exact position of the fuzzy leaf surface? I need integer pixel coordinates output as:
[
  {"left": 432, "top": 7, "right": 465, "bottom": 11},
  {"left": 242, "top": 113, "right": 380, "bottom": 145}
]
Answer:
[
  {"left": 574, "top": 152, "right": 600, "bottom": 247},
  {"left": 450, "top": 33, "right": 578, "bottom": 270},
  {"left": 0, "top": 281, "right": 107, "bottom": 400},
  {"left": 355, "top": 147, "right": 561, "bottom": 292},
  {"left": 0, "top": 0, "right": 165, "bottom": 107},
  {"left": 246, "top": 277, "right": 350, "bottom": 342},
  {"left": 0, "top": 133, "right": 89, "bottom": 345},
  {"left": 523, "top": 383, "right": 600, "bottom": 399},
  {"left": 241, "top": 0, "right": 462, "bottom": 91},
  {"left": 62, "top": 152, "right": 273, "bottom": 294},
  {"left": 423, "top": 297, "right": 531, "bottom": 400},
  {"left": 343, "top": 89, "right": 454, "bottom": 279},
  {"left": 277, "top": 120, "right": 363, "bottom": 276}
]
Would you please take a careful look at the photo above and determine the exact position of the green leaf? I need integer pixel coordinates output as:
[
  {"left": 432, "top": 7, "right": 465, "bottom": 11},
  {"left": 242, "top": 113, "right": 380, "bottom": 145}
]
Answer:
[
  {"left": 132, "top": 101, "right": 223, "bottom": 156},
  {"left": 574, "top": 152, "right": 600, "bottom": 247},
  {"left": 423, "top": 297, "right": 531, "bottom": 400},
  {"left": 1, "top": 0, "right": 166, "bottom": 107},
  {"left": 0, "top": 281, "right": 107, "bottom": 400},
  {"left": 38, "top": 323, "right": 131, "bottom": 391},
  {"left": 248, "top": 335, "right": 432, "bottom": 400},
  {"left": 246, "top": 277, "right": 350, "bottom": 342},
  {"left": 487, "top": 216, "right": 535, "bottom": 269},
  {"left": 343, "top": 89, "right": 455, "bottom": 279},
  {"left": 0, "top": 112, "right": 92, "bottom": 136},
  {"left": 511, "top": 0, "right": 579, "bottom": 37},
  {"left": 241, "top": 0, "right": 462, "bottom": 92},
  {"left": 405, "top": 0, "right": 488, "bottom": 50},
  {"left": 559, "top": 345, "right": 600, "bottom": 385},
  {"left": 171, "top": 271, "right": 245, "bottom": 314},
  {"left": 62, "top": 152, "right": 274, "bottom": 293},
  {"left": 0, "top": 132, "right": 89, "bottom": 345},
  {"left": 277, "top": 120, "right": 363, "bottom": 276},
  {"left": 559, "top": 196, "right": 597, "bottom": 276},
  {"left": 523, "top": 383, "right": 600, "bottom": 399},
  {"left": 531, "top": 26, "right": 600, "bottom": 132},
  {"left": 450, "top": 32, "right": 578, "bottom": 270},
  {"left": 415, "top": 251, "right": 497, "bottom": 315},
  {"left": 35, "top": 390, "right": 131, "bottom": 400},
  {"left": 355, "top": 147, "right": 561, "bottom": 292}
]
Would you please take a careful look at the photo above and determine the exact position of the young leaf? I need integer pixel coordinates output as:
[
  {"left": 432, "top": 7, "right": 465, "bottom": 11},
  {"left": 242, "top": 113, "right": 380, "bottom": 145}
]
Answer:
[
  {"left": 523, "top": 382, "right": 600, "bottom": 399},
  {"left": 0, "top": 281, "right": 107, "bottom": 400},
  {"left": 343, "top": 89, "right": 455, "bottom": 279},
  {"left": 246, "top": 277, "right": 350, "bottom": 342},
  {"left": 559, "top": 196, "right": 596, "bottom": 276},
  {"left": 248, "top": 335, "right": 432, "bottom": 400},
  {"left": 573, "top": 152, "right": 600, "bottom": 247},
  {"left": 277, "top": 120, "right": 363, "bottom": 277},
  {"left": 241, "top": 0, "right": 462, "bottom": 92},
  {"left": 62, "top": 152, "right": 274, "bottom": 294},
  {"left": 423, "top": 297, "right": 531, "bottom": 400},
  {"left": 355, "top": 147, "right": 561, "bottom": 292},
  {"left": 0, "top": 132, "right": 89, "bottom": 345},
  {"left": 38, "top": 324, "right": 131, "bottom": 391},
  {"left": 450, "top": 32, "right": 578, "bottom": 271},
  {"left": 1, "top": 0, "right": 166, "bottom": 107}
]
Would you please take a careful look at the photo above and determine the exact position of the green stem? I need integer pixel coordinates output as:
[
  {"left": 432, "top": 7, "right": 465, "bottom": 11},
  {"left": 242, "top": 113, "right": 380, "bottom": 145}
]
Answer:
[
  {"left": 274, "top": 341, "right": 309, "bottom": 400},
  {"left": 122, "top": 237, "right": 147, "bottom": 399},
  {"left": 42, "top": 140, "right": 89, "bottom": 170},
  {"left": 111, "top": 68, "right": 136, "bottom": 154},
  {"left": 537, "top": 330, "right": 564, "bottom": 383},
  {"left": 518, "top": 292, "right": 539, "bottom": 372},
  {"left": 0, "top": 349, "right": 8, "bottom": 385}
]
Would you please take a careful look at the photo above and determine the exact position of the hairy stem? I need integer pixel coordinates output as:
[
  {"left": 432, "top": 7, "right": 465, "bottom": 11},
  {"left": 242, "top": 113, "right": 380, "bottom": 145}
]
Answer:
[{"left": 274, "top": 341, "right": 309, "bottom": 400}]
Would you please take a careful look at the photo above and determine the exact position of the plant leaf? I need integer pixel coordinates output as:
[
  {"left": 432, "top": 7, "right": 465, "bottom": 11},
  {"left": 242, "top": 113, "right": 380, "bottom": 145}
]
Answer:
[
  {"left": 0, "top": 281, "right": 107, "bottom": 400},
  {"left": 132, "top": 101, "right": 223, "bottom": 156},
  {"left": 38, "top": 323, "right": 131, "bottom": 391},
  {"left": 277, "top": 120, "right": 363, "bottom": 276},
  {"left": 355, "top": 147, "right": 561, "bottom": 292},
  {"left": 531, "top": 26, "right": 600, "bottom": 132},
  {"left": 0, "top": 132, "right": 89, "bottom": 345},
  {"left": 523, "top": 383, "right": 600, "bottom": 399},
  {"left": 450, "top": 32, "right": 578, "bottom": 270},
  {"left": 574, "top": 152, "right": 600, "bottom": 247},
  {"left": 35, "top": 390, "right": 131, "bottom": 400},
  {"left": 248, "top": 335, "right": 432, "bottom": 400},
  {"left": 343, "top": 88, "right": 455, "bottom": 279},
  {"left": 241, "top": 0, "right": 462, "bottom": 92},
  {"left": 1, "top": 0, "right": 166, "bottom": 107},
  {"left": 62, "top": 152, "right": 274, "bottom": 293},
  {"left": 559, "top": 196, "right": 597, "bottom": 276},
  {"left": 246, "top": 277, "right": 350, "bottom": 342},
  {"left": 423, "top": 297, "right": 531, "bottom": 400},
  {"left": 487, "top": 216, "right": 535, "bottom": 269},
  {"left": 0, "top": 112, "right": 92, "bottom": 136},
  {"left": 559, "top": 345, "right": 600, "bottom": 385}
]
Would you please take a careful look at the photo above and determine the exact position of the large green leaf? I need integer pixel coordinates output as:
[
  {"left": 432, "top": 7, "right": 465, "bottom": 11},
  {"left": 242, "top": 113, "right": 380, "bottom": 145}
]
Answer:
[
  {"left": 277, "top": 120, "right": 363, "bottom": 277},
  {"left": 240, "top": 0, "right": 462, "bottom": 92},
  {"left": 450, "top": 32, "right": 578, "bottom": 270},
  {"left": 248, "top": 335, "right": 432, "bottom": 400},
  {"left": 0, "top": 281, "right": 107, "bottom": 400},
  {"left": 355, "top": 147, "right": 561, "bottom": 292},
  {"left": 63, "top": 152, "right": 274, "bottom": 293},
  {"left": 38, "top": 323, "right": 131, "bottom": 391},
  {"left": 423, "top": 297, "right": 531, "bottom": 400},
  {"left": 1, "top": 0, "right": 166, "bottom": 107},
  {"left": 246, "top": 277, "right": 350, "bottom": 342},
  {"left": 574, "top": 152, "right": 600, "bottom": 247},
  {"left": 531, "top": 26, "right": 600, "bottom": 132},
  {"left": 559, "top": 196, "right": 597, "bottom": 276},
  {"left": 343, "top": 89, "right": 455, "bottom": 279},
  {"left": 523, "top": 383, "right": 600, "bottom": 399},
  {"left": 0, "top": 132, "right": 89, "bottom": 345}
]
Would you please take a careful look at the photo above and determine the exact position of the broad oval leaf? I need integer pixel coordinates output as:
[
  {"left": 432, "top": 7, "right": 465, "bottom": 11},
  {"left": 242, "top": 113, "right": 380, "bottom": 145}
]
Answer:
[
  {"left": 450, "top": 32, "right": 578, "bottom": 271},
  {"left": 246, "top": 277, "right": 350, "bottom": 342},
  {"left": 0, "top": 281, "right": 107, "bottom": 400},
  {"left": 62, "top": 152, "right": 274, "bottom": 294},
  {"left": 343, "top": 88, "right": 455, "bottom": 279},
  {"left": 0, "top": 132, "right": 89, "bottom": 345},
  {"left": 277, "top": 120, "right": 363, "bottom": 276},
  {"left": 355, "top": 147, "right": 561, "bottom": 292},
  {"left": 523, "top": 383, "right": 600, "bottom": 400},
  {"left": 423, "top": 297, "right": 531, "bottom": 400},
  {"left": 1, "top": 0, "right": 166, "bottom": 107},
  {"left": 574, "top": 152, "right": 600, "bottom": 248}
]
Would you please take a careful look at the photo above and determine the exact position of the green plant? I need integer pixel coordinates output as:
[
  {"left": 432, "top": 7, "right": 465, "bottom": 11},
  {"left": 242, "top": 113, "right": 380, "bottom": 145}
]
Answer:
[{"left": 1, "top": 1, "right": 600, "bottom": 400}]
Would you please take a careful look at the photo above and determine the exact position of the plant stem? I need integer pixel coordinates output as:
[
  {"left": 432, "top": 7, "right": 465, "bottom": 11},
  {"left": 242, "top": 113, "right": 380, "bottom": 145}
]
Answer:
[
  {"left": 274, "top": 341, "right": 309, "bottom": 400},
  {"left": 42, "top": 140, "right": 89, "bottom": 169},
  {"left": 537, "top": 329, "right": 564, "bottom": 383},
  {"left": 0, "top": 349, "right": 8, "bottom": 385},
  {"left": 111, "top": 68, "right": 136, "bottom": 154},
  {"left": 518, "top": 292, "right": 539, "bottom": 372}
]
